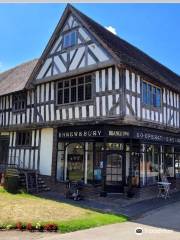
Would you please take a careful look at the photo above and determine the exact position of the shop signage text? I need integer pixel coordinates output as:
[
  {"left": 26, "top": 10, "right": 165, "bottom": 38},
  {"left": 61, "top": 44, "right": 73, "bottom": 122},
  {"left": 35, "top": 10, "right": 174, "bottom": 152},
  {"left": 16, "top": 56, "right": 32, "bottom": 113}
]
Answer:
[
  {"left": 59, "top": 130, "right": 103, "bottom": 138},
  {"left": 135, "top": 131, "right": 180, "bottom": 144},
  {"left": 108, "top": 130, "right": 130, "bottom": 137}
]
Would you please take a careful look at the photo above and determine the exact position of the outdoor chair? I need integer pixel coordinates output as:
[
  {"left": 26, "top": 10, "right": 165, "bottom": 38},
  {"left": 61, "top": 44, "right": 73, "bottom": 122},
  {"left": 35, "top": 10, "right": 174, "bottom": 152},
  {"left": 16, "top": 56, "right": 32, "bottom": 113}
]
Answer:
[{"left": 157, "top": 176, "right": 171, "bottom": 199}]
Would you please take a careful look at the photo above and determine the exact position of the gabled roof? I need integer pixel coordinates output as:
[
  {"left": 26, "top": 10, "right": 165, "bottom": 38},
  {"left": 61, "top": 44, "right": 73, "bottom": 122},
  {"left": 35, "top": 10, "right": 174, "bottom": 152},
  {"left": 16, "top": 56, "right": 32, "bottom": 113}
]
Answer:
[
  {"left": 70, "top": 5, "right": 180, "bottom": 90},
  {"left": 0, "top": 59, "right": 38, "bottom": 96},
  {"left": 0, "top": 4, "right": 179, "bottom": 96}
]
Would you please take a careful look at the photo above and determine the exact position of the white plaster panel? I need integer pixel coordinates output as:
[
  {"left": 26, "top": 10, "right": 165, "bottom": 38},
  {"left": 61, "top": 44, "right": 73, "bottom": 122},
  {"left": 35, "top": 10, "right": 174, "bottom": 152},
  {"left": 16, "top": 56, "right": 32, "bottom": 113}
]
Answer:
[
  {"left": 102, "top": 96, "right": 106, "bottom": 116},
  {"left": 96, "top": 97, "right": 100, "bottom": 117},
  {"left": 89, "top": 105, "right": 94, "bottom": 118},
  {"left": 137, "top": 76, "right": 141, "bottom": 94},
  {"left": 96, "top": 71, "right": 100, "bottom": 92},
  {"left": 37, "top": 58, "right": 52, "bottom": 79},
  {"left": 39, "top": 128, "right": 53, "bottom": 176},
  {"left": 54, "top": 56, "right": 66, "bottom": 73},
  {"left": 62, "top": 109, "right": 67, "bottom": 120},
  {"left": 126, "top": 70, "right": 130, "bottom": 90},
  {"left": 115, "top": 68, "right": 119, "bottom": 90},
  {"left": 68, "top": 108, "right": 73, "bottom": 119},
  {"left": 75, "top": 107, "right": 79, "bottom": 119},
  {"left": 108, "top": 95, "right": 113, "bottom": 111},
  {"left": 82, "top": 106, "right": 86, "bottom": 118},
  {"left": 101, "top": 69, "right": 106, "bottom": 92},
  {"left": 88, "top": 44, "right": 108, "bottom": 62},
  {"left": 108, "top": 68, "right": 112, "bottom": 90},
  {"left": 132, "top": 73, "right": 135, "bottom": 92}
]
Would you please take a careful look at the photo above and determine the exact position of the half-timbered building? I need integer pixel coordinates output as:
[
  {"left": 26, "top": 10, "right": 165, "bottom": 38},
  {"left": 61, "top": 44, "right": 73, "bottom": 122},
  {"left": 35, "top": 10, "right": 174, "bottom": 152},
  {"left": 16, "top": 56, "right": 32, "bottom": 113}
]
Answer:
[{"left": 1, "top": 4, "right": 180, "bottom": 193}]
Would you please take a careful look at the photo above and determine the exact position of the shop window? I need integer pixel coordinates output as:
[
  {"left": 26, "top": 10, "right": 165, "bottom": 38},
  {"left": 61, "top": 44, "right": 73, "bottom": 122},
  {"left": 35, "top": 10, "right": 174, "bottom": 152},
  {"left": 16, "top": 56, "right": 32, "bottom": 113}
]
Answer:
[
  {"left": 56, "top": 142, "right": 65, "bottom": 181},
  {"left": 66, "top": 143, "right": 84, "bottom": 181},
  {"left": 13, "top": 92, "right": 26, "bottom": 112},
  {"left": 63, "top": 30, "right": 77, "bottom": 49},
  {"left": 16, "top": 131, "right": 31, "bottom": 147},
  {"left": 86, "top": 143, "right": 93, "bottom": 183},
  {"left": 142, "top": 81, "right": 161, "bottom": 108},
  {"left": 106, "top": 143, "right": 124, "bottom": 151},
  {"left": 164, "top": 146, "right": 174, "bottom": 177},
  {"left": 145, "top": 145, "right": 160, "bottom": 185},
  {"left": 57, "top": 74, "right": 92, "bottom": 105},
  {"left": 94, "top": 143, "right": 104, "bottom": 181},
  {"left": 175, "top": 147, "right": 180, "bottom": 178}
]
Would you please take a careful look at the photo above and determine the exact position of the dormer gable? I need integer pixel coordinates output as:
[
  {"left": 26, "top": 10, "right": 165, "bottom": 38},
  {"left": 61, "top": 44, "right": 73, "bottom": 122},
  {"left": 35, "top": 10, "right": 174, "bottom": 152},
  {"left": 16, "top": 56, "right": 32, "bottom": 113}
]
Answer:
[{"left": 31, "top": 6, "right": 112, "bottom": 83}]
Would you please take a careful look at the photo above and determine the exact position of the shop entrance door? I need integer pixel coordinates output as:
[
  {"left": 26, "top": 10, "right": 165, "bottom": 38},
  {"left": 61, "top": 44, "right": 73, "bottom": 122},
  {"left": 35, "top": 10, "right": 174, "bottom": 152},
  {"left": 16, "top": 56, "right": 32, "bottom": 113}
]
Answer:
[{"left": 105, "top": 151, "right": 124, "bottom": 193}]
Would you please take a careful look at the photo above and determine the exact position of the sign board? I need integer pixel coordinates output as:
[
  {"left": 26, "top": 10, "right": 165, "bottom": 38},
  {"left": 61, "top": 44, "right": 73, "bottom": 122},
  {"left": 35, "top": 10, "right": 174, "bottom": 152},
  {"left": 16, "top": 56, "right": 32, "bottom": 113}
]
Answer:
[{"left": 58, "top": 125, "right": 180, "bottom": 145}]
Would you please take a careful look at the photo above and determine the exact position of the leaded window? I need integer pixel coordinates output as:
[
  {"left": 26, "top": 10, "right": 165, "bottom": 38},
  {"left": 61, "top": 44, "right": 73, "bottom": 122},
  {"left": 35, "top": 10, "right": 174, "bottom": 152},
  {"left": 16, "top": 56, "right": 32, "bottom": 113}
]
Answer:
[
  {"left": 57, "top": 75, "right": 92, "bottom": 105},
  {"left": 16, "top": 131, "right": 31, "bottom": 147},
  {"left": 13, "top": 92, "right": 26, "bottom": 112},
  {"left": 63, "top": 30, "right": 77, "bottom": 49},
  {"left": 142, "top": 81, "right": 161, "bottom": 108}
]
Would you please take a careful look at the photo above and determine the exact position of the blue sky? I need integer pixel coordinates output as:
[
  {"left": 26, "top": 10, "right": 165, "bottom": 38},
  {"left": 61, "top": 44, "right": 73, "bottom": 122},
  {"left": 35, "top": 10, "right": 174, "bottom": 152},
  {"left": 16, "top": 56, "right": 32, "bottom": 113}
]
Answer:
[{"left": 0, "top": 3, "right": 180, "bottom": 75}]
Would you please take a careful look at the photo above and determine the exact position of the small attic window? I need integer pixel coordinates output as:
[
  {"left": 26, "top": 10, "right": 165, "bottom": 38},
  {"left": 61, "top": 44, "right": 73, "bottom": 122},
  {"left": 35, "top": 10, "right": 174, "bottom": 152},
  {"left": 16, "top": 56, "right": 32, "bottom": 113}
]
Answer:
[{"left": 63, "top": 30, "right": 77, "bottom": 49}]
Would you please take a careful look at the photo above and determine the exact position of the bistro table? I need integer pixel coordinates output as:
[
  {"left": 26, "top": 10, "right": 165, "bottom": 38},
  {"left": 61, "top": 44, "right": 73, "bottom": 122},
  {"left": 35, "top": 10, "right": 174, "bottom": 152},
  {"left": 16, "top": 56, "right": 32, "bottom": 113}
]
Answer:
[{"left": 157, "top": 182, "right": 171, "bottom": 199}]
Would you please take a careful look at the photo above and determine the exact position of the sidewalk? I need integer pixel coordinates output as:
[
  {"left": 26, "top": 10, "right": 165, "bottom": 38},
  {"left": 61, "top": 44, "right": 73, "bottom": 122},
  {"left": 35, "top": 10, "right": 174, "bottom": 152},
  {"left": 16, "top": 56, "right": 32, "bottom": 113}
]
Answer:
[{"left": 38, "top": 190, "right": 180, "bottom": 218}]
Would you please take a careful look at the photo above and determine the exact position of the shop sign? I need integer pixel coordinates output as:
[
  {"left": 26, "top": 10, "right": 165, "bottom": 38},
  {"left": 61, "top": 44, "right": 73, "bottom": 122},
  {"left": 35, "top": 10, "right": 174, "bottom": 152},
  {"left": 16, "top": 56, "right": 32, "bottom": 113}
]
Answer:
[
  {"left": 108, "top": 130, "right": 130, "bottom": 137},
  {"left": 58, "top": 129, "right": 103, "bottom": 138},
  {"left": 135, "top": 131, "right": 180, "bottom": 144}
]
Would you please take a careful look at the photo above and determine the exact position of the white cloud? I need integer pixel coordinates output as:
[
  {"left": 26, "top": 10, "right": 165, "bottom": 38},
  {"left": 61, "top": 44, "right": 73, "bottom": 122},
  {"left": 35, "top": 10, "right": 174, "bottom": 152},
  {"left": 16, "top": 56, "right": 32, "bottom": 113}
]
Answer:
[{"left": 105, "top": 26, "right": 117, "bottom": 35}]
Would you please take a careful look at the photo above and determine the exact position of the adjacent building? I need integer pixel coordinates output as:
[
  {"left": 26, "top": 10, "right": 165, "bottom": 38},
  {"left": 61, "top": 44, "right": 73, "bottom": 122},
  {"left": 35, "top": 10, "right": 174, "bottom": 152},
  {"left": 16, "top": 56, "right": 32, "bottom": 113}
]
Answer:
[{"left": 0, "top": 4, "right": 180, "bottom": 193}]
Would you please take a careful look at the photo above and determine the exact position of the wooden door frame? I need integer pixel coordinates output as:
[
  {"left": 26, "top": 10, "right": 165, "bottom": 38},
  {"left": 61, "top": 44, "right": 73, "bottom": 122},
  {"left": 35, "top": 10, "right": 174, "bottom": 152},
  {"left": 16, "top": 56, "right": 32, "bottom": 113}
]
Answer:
[{"left": 104, "top": 150, "right": 125, "bottom": 193}]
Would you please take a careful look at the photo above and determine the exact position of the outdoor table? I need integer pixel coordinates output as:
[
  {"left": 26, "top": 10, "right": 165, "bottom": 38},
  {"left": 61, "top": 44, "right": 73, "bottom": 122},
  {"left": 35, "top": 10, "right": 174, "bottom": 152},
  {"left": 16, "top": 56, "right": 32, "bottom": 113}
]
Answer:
[{"left": 157, "top": 182, "right": 171, "bottom": 199}]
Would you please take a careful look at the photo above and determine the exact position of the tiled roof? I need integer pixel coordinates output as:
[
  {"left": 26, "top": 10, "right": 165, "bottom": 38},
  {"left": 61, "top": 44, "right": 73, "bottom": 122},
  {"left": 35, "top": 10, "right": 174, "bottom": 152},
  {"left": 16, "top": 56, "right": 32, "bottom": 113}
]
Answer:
[
  {"left": 71, "top": 5, "right": 180, "bottom": 89},
  {"left": 0, "top": 59, "right": 38, "bottom": 96}
]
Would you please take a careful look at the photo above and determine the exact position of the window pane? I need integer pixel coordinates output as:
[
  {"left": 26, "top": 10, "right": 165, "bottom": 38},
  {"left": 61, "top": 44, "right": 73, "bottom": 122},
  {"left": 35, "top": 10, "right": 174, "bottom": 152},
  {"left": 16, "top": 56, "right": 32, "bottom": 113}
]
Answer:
[
  {"left": 71, "top": 31, "right": 76, "bottom": 46},
  {"left": 58, "top": 90, "right": 63, "bottom": 104},
  {"left": 85, "top": 75, "right": 92, "bottom": 83},
  {"left": 13, "top": 93, "right": 26, "bottom": 111},
  {"left": 71, "top": 79, "right": 76, "bottom": 86},
  {"left": 156, "top": 88, "right": 161, "bottom": 107},
  {"left": 64, "top": 80, "right": 69, "bottom": 88},
  {"left": 152, "top": 87, "right": 156, "bottom": 107},
  {"left": 85, "top": 84, "right": 92, "bottom": 100},
  {"left": 78, "top": 77, "right": 84, "bottom": 85},
  {"left": 16, "top": 132, "right": 31, "bottom": 146},
  {"left": 71, "top": 87, "right": 76, "bottom": 102},
  {"left": 64, "top": 89, "right": 69, "bottom": 103},
  {"left": 78, "top": 85, "right": 84, "bottom": 101},
  {"left": 63, "top": 31, "right": 76, "bottom": 49},
  {"left": 58, "top": 82, "right": 63, "bottom": 89},
  {"left": 142, "top": 82, "right": 147, "bottom": 104},
  {"left": 147, "top": 84, "right": 151, "bottom": 105},
  {"left": 63, "top": 34, "right": 70, "bottom": 48}
]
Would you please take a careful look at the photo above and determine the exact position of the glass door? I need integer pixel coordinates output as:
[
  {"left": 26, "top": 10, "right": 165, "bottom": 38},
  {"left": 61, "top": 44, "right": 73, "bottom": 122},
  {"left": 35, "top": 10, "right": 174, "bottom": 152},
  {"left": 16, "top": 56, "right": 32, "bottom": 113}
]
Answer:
[{"left": 105, "top": 151, "right": 124, "bottom": 193}]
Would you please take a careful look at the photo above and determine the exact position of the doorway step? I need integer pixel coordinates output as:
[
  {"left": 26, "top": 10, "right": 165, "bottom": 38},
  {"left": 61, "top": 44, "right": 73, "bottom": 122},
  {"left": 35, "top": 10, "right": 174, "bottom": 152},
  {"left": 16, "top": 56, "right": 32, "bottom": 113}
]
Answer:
[{"left": 19, "top": 171, "right": 50, "bottom": 193}]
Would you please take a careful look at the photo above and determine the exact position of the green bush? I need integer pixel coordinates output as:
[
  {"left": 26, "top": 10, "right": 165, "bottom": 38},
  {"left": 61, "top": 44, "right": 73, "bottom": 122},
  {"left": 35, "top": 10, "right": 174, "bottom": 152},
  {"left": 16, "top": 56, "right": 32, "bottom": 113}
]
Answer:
[{"left": 4, "top": 176, "right": 19, "bottom": 194}]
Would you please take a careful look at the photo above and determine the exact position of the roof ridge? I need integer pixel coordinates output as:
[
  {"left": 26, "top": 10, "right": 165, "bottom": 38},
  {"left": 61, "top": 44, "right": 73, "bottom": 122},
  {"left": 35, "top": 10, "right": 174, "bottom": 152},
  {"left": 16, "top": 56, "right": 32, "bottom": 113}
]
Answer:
[
  {"left": 0, "top": 58, "right": 38, "bottom": 77},
  {"left": 70, "top": 4, "right": 180, "bottom": 81}
]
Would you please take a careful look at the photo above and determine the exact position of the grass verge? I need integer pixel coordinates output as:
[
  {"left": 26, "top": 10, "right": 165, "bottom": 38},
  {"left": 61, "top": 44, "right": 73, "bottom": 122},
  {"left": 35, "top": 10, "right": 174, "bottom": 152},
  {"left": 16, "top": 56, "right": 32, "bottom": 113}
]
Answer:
[{"left": 0, "top": 187, "right": 127, "bottom": 233}]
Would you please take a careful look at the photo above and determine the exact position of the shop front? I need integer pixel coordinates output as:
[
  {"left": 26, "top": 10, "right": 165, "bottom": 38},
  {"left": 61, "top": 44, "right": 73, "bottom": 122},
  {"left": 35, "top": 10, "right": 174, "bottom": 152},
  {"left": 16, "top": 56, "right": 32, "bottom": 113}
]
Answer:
[{"left": 56, "top": 125, "right": 180, "bottom": 193}]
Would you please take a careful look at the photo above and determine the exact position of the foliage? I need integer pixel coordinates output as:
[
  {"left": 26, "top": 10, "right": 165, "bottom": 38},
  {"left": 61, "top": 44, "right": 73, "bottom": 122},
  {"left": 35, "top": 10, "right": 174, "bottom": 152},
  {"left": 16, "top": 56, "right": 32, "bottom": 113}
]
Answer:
[
  {"left": 44, "top": 223, "right": 58, "bottom": 232},
  {"left": 35, "top": 222, "right": 44, "bottom": 231}
]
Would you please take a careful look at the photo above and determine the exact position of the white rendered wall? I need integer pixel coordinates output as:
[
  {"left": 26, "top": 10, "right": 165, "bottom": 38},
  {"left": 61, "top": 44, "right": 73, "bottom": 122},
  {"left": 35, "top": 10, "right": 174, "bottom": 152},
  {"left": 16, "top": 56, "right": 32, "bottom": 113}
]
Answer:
[{"left": 39, "top": 128, "right": 53, "bottom": 176}]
